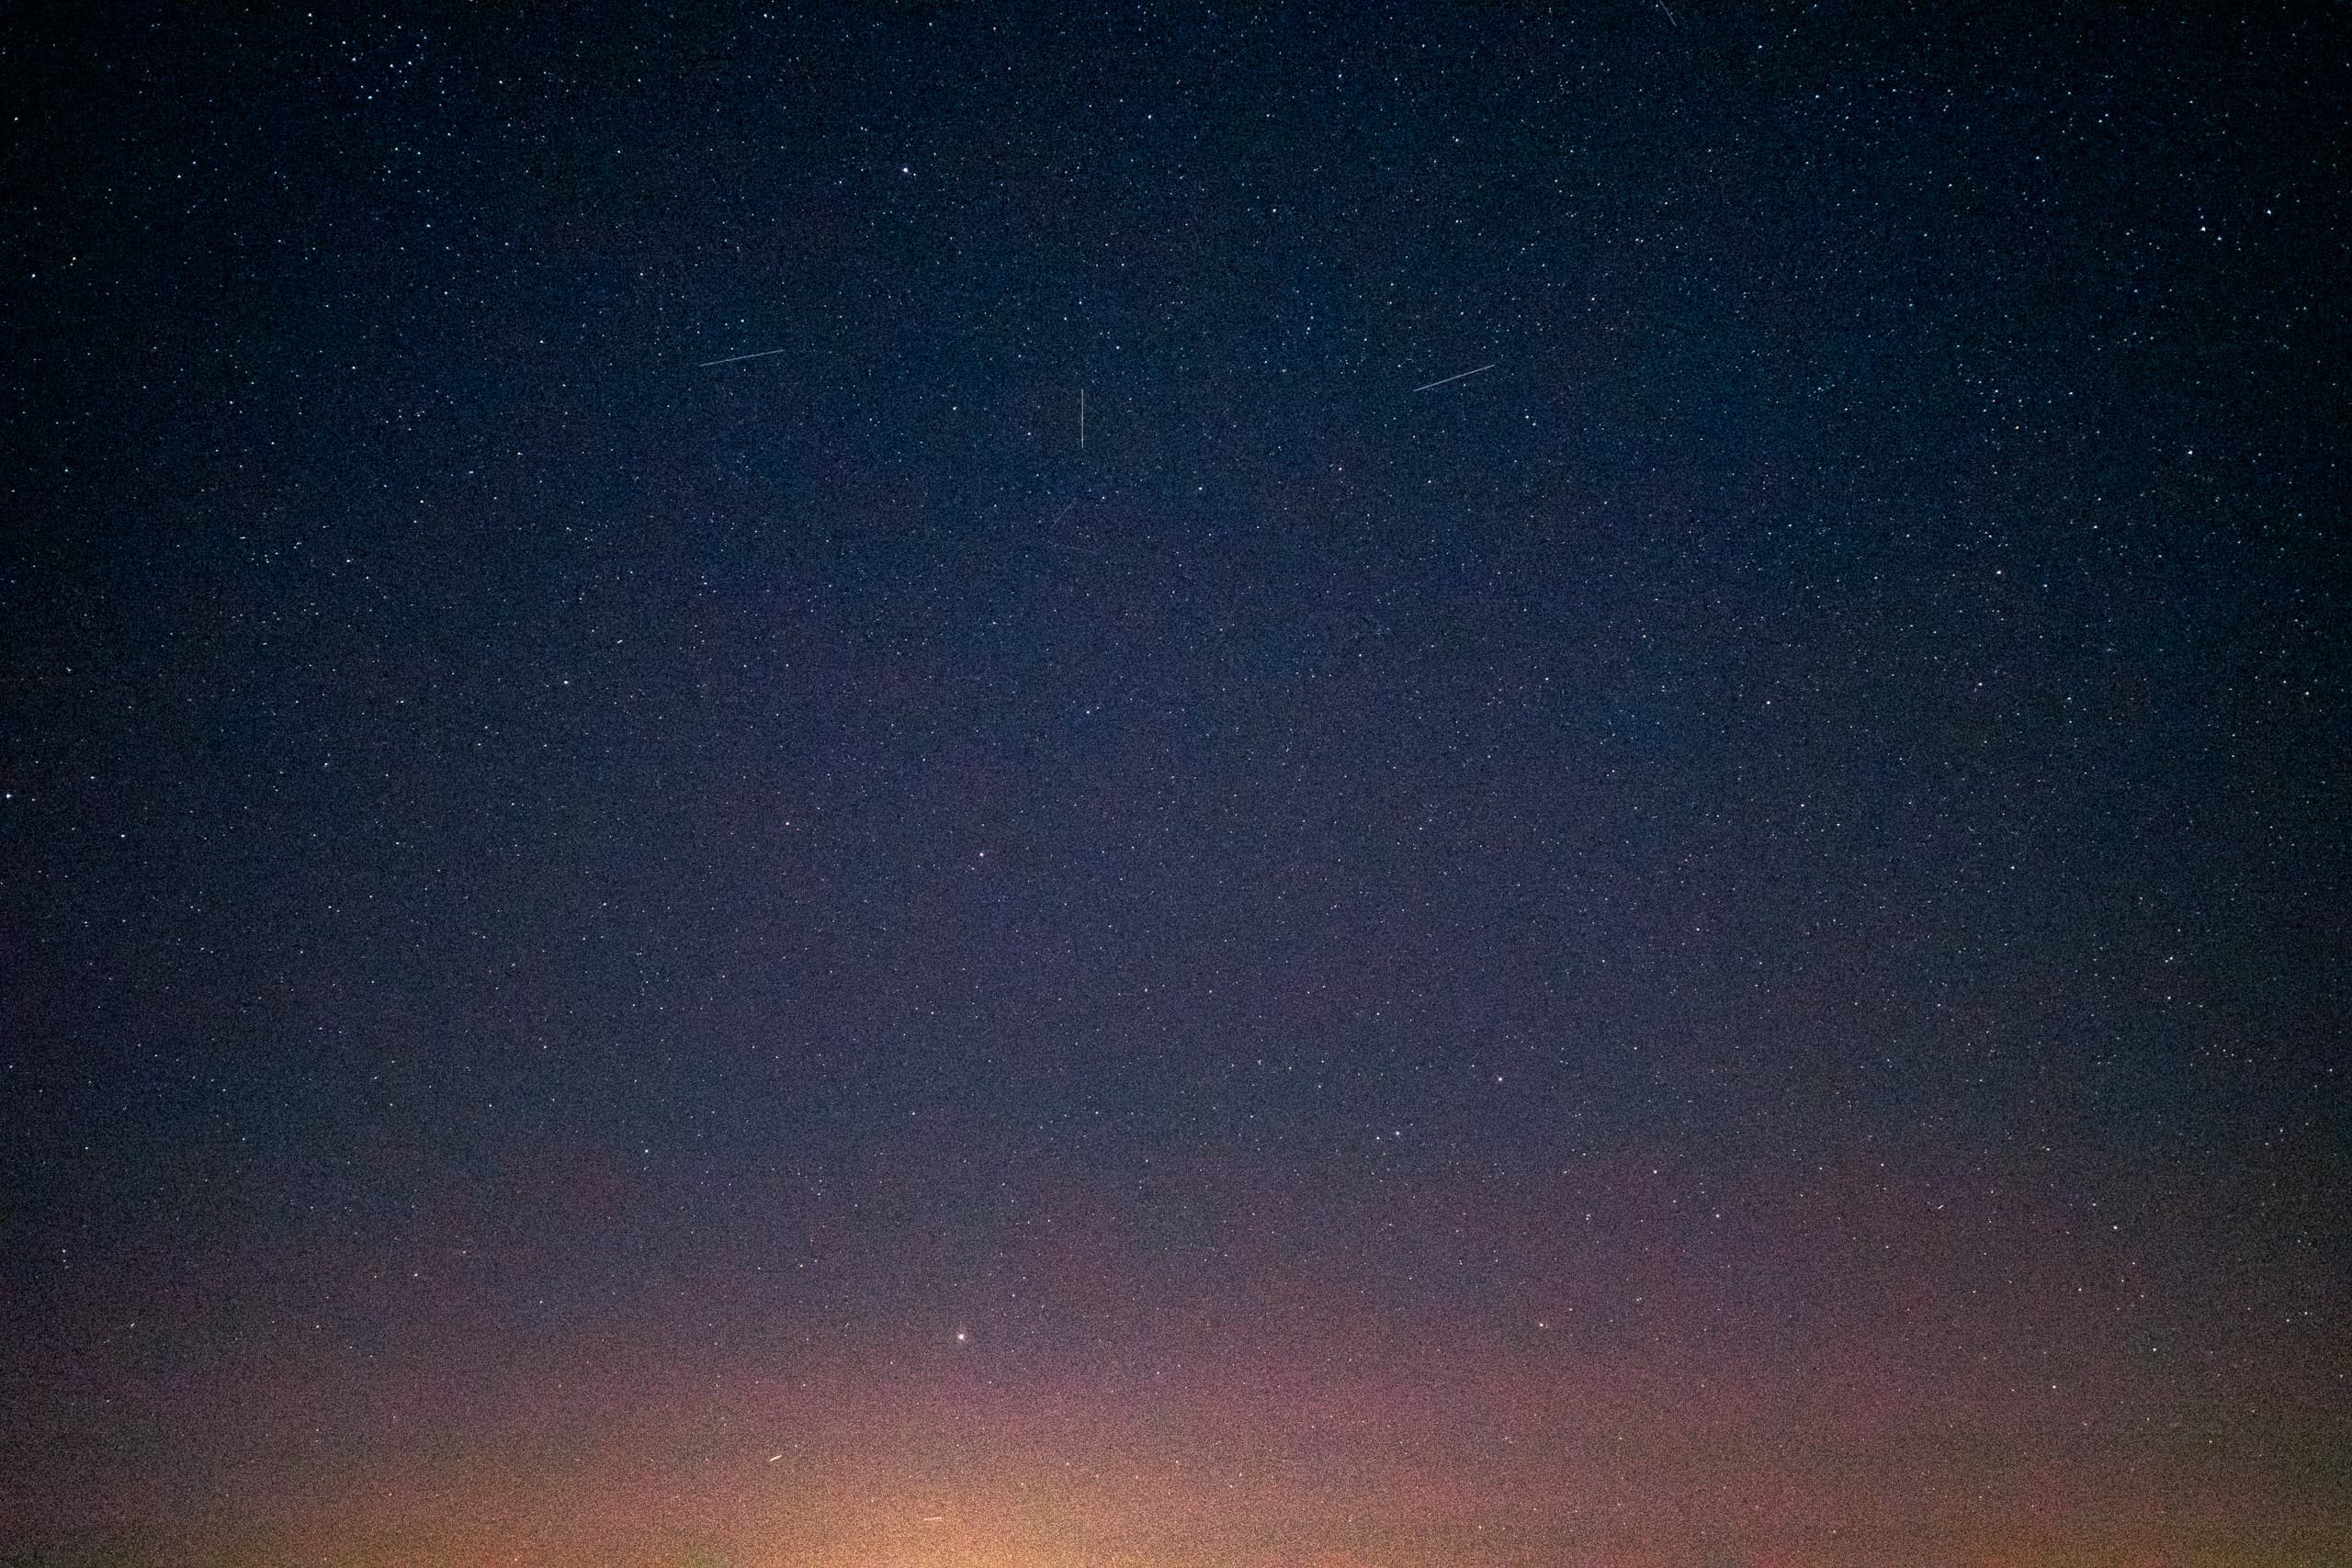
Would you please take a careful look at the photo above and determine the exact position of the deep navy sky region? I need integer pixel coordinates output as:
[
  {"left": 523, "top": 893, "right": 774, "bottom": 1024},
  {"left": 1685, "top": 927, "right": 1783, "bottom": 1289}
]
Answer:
[{"left": 3, "top": 6, "right": 2346, "bottom": 1565}]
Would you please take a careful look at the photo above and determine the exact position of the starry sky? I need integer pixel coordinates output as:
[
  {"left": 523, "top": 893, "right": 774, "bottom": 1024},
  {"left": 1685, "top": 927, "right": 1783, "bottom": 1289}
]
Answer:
[{"left": 2, "top": 6, "right": 2347, "bottom": 1566}]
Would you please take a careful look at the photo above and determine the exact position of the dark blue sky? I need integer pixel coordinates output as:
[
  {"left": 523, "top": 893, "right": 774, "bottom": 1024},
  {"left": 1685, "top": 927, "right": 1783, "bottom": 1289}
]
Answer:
[{"left": 3, "top": 6, "right": 2346, "bottom": 1565}]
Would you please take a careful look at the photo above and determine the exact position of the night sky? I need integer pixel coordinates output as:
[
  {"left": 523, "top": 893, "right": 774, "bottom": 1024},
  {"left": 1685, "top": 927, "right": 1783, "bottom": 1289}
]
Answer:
[{"left": 4, "top": 6, "right": 2347, "bottom": 1566}]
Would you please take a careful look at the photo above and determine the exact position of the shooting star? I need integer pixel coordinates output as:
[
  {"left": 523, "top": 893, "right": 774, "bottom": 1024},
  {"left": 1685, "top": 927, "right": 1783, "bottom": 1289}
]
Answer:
[
  {"left": 697, "top": 347, "right": 789, "bottom": 368},
  {"left": 1411, "top": 362, "right": 1495, "bottom": 392}
]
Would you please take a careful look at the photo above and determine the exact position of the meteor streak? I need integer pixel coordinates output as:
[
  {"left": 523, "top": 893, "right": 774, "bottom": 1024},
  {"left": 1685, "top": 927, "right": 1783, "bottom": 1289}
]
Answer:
[
  {"left": 1412, "top": 362, "right": 1496, "bottom": 392},
  {"left": 697, "top": 347, "right": 789, "bottom": 368}
]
